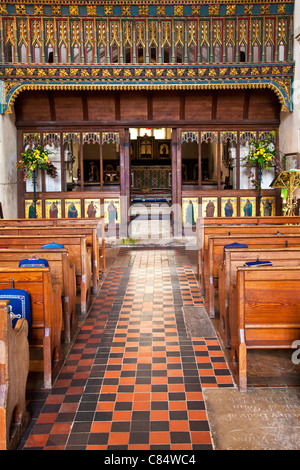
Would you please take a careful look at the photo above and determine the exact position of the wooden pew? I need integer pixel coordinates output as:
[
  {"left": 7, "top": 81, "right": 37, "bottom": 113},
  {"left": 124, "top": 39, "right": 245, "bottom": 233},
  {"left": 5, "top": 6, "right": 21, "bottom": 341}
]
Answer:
[
  {"left": 205, "top": 233, "right": 300, "bottom": 318},
  {"left": 196, "top": 215, "right": 300, "bottom": 228},
  {"left": 0, "top": 217, "right": 106, "bottom": 272},
  {"left": 198, "top": 224, "right": 300, "bottom": 291},
  {"left": 56, "top": 217, "right": 106, "bottom": 272},
  {"left": 0, "top": 248, "right": 76, "bottom": 343},
  {"left": 0, "top": 235, "right": 91, "bottom": 315},
  {"left": 0, "top": 226, "right": 99, "bottom": 294},
  {"left": 229, "top": 266, "right": 300, "bottom": 392},
  {"left": 0, "top": 300, "right": 30, "bottom": 450},
  {"left": 0, "top": 268, "right": 62, "bottom": 389},
  {"left": 219, "top": 247, "right": 300, "bottom": 348}
]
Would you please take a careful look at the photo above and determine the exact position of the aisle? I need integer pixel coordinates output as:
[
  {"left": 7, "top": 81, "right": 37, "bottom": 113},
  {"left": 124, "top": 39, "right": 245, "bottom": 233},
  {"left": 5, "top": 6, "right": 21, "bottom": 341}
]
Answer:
[{"left": 20, "top": 248, "right": 234, "bottom": 450}]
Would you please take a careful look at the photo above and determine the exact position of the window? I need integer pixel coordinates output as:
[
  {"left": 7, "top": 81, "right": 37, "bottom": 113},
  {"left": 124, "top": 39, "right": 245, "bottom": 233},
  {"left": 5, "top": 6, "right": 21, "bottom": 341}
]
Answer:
[
  {"left": 278, "top": 42, "right": 286, "bottom": 61},
  {"left": 214, "top": 44, "right": 221, "bottom": 63},
  {"left": 265, "top": 42, "right": 273, "bottom": 62},
  {"left": 163, "top": 44, "right": 170, "bottom": 63},
  {"left": 150, "top": 45, "right": 157, "bottom": 63},
  {"left": 20, "top": 43, "right": 27, "bottom": 63},
  {"left": 201, "top": 44, "right": 209, "bottom": 63},
  {"left": 188, "top": 43, "right": 196, "bottom": 63},
  {"left": 253, "top": 42, "right": 260, "bottom": 62},
  {"left": 60, "top": 44, "right": 67, "bottom": 63},
  {"left": 125, "top": 44, "right": 131, "bottom": 63},
  {"left": 137, "top": 45, "right": 144, "bottom": 63},
  {"left": 86, "top": 44, "right": 93, "bottom": 63},
  {"left": 176, "top": 44, "right": 183, "bottom": 63},
  {"left": 33, "top": 43, "right": 41, "bottom": 63},
  {"left": 227, "top": 43, "right": 234, "bottom": 62},
  {"left": 99, "top": 44, "right": 106, "bottom": 64},
  {"left": 112, "top": 43, "right": 118, "bottom": 63},
  {"left": 73, "top": 44, "right": 80, "bottom": 64}
]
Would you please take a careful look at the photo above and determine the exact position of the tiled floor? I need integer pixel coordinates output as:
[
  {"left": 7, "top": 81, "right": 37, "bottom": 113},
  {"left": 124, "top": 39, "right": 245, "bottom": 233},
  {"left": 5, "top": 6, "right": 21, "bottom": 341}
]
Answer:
[{"left": 19, "top": 247, "right": 234, "bottom": 450}]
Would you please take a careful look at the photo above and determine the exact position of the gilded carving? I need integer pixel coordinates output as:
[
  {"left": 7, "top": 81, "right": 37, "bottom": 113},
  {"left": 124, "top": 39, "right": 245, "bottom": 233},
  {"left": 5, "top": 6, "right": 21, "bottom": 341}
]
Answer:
[
  {"left": 104, "top": 6, "right": 113, "bottom": 16},
  {"left": 209, "top": 5, "right": 219, "bottom": 15},
  {"left": 174, "top": 5, "right": 184, "bottom": 16},
  {"left": 139, "top": 6, "right": 148, "bottom": 16},
  {"left": 226, "top": 5, "right": 235, "bottom": 15},
  {"left": 52, "top": 5, "right": 61, "bottom": 15},
  {"left": 86, "top": 5, "right": 97, "bottom": 16},
  {"left": 15, "top": 5, "right": 26, "bottom": 15},
  {"left": 122, "top": 5, "right": 131, "bottom": 16},
  {"left": 69, "top": 6, "right": 79, "bottom": 16},
  {"left": 156, "top": 5, "right": 165, "bottom": 16},
  {"left": 0, "top": 0, "right": 295, "bottom": 115}
]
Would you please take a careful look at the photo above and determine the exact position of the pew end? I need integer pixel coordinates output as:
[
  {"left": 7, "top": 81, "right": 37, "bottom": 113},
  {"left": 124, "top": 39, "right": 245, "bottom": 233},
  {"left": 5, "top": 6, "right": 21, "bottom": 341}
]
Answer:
[
  {"left": 0, "top": 268, "right": 63, "bottom": 389},
  {"left": 0, "top": 300, "right": 30, "bottom": 450},
  {"left": 229, "top": 266, "right": 300, "bottom": 392}
]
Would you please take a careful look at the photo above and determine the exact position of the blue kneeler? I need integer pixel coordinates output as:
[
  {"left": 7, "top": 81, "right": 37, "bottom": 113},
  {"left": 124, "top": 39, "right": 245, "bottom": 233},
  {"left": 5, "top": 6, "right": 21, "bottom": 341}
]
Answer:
[
  {"left": 224, "top": 242, "right": 248, "bottom": 249},
  {"left": 19, "top": 258, "right": 48, "bottom": 268},
  {"left": 244, "top": 259, "right": 273, "bottom": 267},
  {"left": 0, "top": 280, "right": 31, "bottom": 331},
  {"left": 41, "top": 241, "right": 64, "bottom": 249}
]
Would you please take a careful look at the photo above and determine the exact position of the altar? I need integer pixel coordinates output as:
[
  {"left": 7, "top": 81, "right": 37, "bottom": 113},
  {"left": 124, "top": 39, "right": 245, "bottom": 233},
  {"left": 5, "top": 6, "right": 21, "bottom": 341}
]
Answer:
[{"left": 131, "top": 166, "right": 171, "bottom": 190}]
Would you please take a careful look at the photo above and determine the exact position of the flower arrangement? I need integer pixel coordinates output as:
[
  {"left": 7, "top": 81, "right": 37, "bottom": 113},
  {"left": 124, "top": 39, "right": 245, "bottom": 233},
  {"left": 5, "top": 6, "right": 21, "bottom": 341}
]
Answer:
[
  {"left": 16, "top": 143, "right": 57, "bottom": 180},
  {"left": 242, "top": 132, "right": 279, "bottom": 189}
]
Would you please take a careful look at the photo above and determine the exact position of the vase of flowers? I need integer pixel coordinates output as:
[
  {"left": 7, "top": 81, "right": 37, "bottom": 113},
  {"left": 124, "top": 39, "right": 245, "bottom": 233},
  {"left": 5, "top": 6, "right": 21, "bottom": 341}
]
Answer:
[
  {"left": 16, "top": 139, "right": 57, "bottom": 218},
  {"left": 242, "top": 132, "right": 279, "bottom": 215}
]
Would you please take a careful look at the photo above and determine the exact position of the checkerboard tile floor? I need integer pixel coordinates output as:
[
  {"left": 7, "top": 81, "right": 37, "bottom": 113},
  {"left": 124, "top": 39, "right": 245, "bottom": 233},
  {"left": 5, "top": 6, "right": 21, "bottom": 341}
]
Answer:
[{"left": 20, "top": 248, "right": 234, "bottom": 450}]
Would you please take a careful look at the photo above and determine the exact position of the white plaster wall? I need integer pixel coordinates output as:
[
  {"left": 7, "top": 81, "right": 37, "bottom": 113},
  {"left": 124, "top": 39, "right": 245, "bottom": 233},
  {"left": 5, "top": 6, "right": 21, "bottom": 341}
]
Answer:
[
  {"left": 0, "top": 109, "right": 18, "bottom": 218},
  {"left": 280, "top": 0, "right": 300, "bottom": 155}
]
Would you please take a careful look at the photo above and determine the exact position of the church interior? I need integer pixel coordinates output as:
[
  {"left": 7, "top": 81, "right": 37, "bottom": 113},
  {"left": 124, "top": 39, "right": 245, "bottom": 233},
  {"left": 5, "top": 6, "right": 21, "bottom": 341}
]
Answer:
[{"left": 0, "top": 0, "right": 300, "bottom": 453}]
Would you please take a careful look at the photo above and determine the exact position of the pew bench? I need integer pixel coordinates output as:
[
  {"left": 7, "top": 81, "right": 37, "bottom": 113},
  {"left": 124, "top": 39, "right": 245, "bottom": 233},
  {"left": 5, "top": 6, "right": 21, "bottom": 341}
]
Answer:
[
  {"left": 0, "top": 226, "right": 99, "bottom": 294},
  {"left": 198, "top": 224, "right": 300, "bottom": 292},
  {"left": 196, "top": 216, "right": 300, "bottom": 228},
  {"left": 0, "top": 217, "right": 106, "bottom": 273},
  {"left": 0, "top": 235, "right": 91, "bottom": 315},
  {"left": 0, "top": 248, "right": 76, "bottom": 343},
  {"left": 0, "top": 268, "right": 62, "bottom": 389},
  {"left": 229, "top": 266, "right": 300, "bottom": 392},
  {"left": 219, "top": 247, "right": 300, "bottom": 348},
  {"left": 205, "top": 233, "right": 300, "bottom": 318},
  {"left": 0, "top": 300, "right": 30, "bottom": 450}
]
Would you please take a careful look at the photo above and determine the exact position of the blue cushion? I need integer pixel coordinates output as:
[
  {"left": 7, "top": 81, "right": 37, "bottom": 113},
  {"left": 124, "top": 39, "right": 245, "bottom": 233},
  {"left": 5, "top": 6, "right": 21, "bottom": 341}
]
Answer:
[
  {"left": 224, "top": 242, "right": 248, "bottom": 249},
  {"left": 244, "top": 260, "right": 272, "bottom": 267},
  {"left": 0, "top": 288, "right": 31, "bottom": 331},
  {"left": 41, "top": 242, "right": 64, "bottom": 249},
  {"left": 19, "top": 258, "right": 48, "bottom": 268}
]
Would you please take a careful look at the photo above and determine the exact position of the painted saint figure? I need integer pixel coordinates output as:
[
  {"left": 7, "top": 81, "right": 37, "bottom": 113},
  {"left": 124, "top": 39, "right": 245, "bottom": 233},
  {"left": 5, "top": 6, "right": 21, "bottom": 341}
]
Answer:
[
  {"left": 49, "top": 201, "right": 59, "bottom": 218},
  {"left": 243, "top": 199, "right": 252, "bottom": 217},
  {"left": 68, "top": 201, "right": 78, "bottom": 218},
  {"left": 107, "top": 201, "right": 118, "bottom": 227},
  {"left": 28, "top": 202, "right": 36, "bottom": 218},
  {"left": 262, "top": 198, "right": 273, "bottom": 216},
  {"left": 224, "top": 199, "right": 233, "bottom": 217},
  {"left": 205, "top": 200, "right": 215, "bottom": 217},
  {"left": 87, "top": 201, "right": 97, "bottom": 218},
  {"left": 186, "top": 200, "right": 196, "bottom": 225}
]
